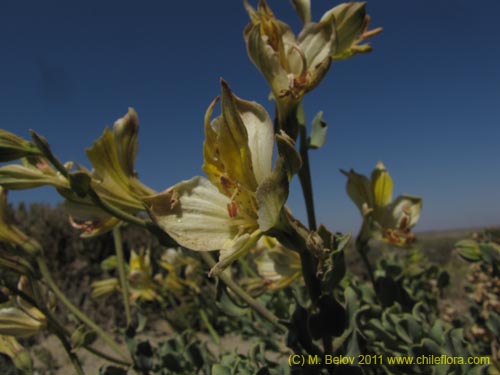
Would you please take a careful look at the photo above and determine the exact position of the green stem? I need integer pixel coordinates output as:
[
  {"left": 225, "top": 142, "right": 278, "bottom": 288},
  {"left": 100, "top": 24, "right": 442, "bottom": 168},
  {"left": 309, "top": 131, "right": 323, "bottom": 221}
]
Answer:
[
  {"left": 298, "top": 123, "right": 317, "bottom": 231},
  {"left": 88, "top": 189, "right": 146, "bottom": 228},
  {"left": 238, "top": 258, "right": 258, "bottom": 278},
  {"left": 48, "top": 320, "right": 85, "bottom": 375},
  {"left": 23, "top": 278, "right": 85, "bottom": 375},
  {"left": 356, "top": 234, "right": 376, "bottom": 287},
  {"left": 83, "top": 346, "right": 131, "bottom": 367},
  {"left": 36, "top": 256, "right": 132, "bottom": 363},
  {"left": 30, "top": 131, "right": 69, "bottom": 179},
  {"left": 89, "top": 189, "right": 179, "bottom": 249},
  {"left": 273, "top": 214, "right": 321, "bottom": 304},
  {"left": 199, "top": 309, "right": 220, "bottom": 345},
  {"left": 112, "top": 226, "right": 132, "bottom": 327},
  {"left": 200, "top": 253, "right": 286, "bottom": 333}
]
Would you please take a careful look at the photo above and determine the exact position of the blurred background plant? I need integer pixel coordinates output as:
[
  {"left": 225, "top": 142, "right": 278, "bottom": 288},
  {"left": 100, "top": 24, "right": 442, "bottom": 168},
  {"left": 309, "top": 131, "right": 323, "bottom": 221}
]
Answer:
[{"left": 0, "top": 0, "right": 496, "bottom": 374}]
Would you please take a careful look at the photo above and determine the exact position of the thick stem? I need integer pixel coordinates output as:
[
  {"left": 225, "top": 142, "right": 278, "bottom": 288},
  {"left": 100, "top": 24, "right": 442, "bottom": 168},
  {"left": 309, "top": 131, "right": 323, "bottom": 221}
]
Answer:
[
  {"left": 356, "top": 232, "right": 376, "bottom": 287},
  {"left": 112, "top": 226, "right": 132, "bottom": 327},
  {"left": 298, "top": 250, "right": 321, "bottom": 304},
  {"left": 298, "top": 124, "right": 317, "bottom": 231},
  {"left": 36, "top": 256, "right": 132, "bottom": 363},
  {"left": 88, "top": 189, "right": 146, "bottom": 228},
  {"left": 200, "top": 253, "right": 286, "bottom": 333}
]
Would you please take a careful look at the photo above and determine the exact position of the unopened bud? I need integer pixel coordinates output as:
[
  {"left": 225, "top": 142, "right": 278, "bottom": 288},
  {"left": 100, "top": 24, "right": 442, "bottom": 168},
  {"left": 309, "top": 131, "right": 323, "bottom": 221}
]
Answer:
[
  {"left": 0, "top": 130, "right": 41, "bottom": 162},
  {"left": 371, "top": 161, "right": 393, "bottom": 208}
]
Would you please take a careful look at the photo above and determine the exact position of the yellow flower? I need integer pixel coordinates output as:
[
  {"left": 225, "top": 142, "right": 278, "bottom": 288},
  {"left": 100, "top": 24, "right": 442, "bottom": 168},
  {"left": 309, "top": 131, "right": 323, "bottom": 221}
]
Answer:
[
  {"left": 244, "top": 0, "right": 335, "bottom": 138},
  {"left": 321, "top": 2, "right": 382, "bottom": 61},
  {"left": 0, "top": 129, "right": 41, "bottom": 162},
  {"left": 156, "top": 248, "right": 202, "bottom": 295},
  {"left": 243, "top": 0, "right": 381, "bottom": 138},
  {"left": 65, "top": 108, "right": 156, "bottom": 237},
  {"left": 0, "top": 277, "right": 46, "bottom": 338},
  {"left": 128, "top": 249, "right": 158, "bottom": 302},
  {"left": 91, "top": 249, "right": 159, "bottom": 302},
  {"left": 253, "top": 236, "right": 302, "bottom": 292},
  {"left": 146, "top": 81, "right": 293, "bottom": 275},
  {"left": 342, "top": 161, "right": 422, "bottom": 246},
  {"left": 0, "top": 335, "right": 33, "bottom": 373},
  {"left": 0, "top": 187, "right": 42, "bottom": 257}
]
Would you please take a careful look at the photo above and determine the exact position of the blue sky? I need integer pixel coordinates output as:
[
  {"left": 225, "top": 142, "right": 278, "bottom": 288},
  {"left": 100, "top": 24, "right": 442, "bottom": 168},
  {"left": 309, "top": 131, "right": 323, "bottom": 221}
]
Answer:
[{"left": 1, "top": 0, "right": 499, "bottom": 234}]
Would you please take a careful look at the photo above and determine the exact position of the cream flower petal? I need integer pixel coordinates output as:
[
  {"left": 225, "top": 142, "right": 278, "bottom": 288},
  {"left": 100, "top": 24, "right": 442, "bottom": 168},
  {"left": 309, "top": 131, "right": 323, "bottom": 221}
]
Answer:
[
  {"left": 390, "top": 195, "right": 422, "bottom": 228},
  {"left": 146, "top": 176, "right": 235, "bottom": 251},
  {"left": 235, "top": 98, "right": 274, "bottom": 185},
  {"left": 211, "top": 229, "right": 262, "bottom": 276}
]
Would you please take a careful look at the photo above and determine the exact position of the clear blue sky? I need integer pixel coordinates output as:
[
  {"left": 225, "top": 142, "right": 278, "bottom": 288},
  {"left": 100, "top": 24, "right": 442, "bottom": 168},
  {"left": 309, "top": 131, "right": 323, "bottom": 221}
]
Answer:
[{"left": 1, "top": 0, "right": 499, "bottom": 234}]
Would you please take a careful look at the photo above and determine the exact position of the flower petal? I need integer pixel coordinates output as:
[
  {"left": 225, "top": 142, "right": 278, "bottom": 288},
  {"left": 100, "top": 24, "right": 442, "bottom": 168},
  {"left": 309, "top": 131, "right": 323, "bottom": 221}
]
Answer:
[
  {"left": 341, "top": 168, "right": 373, "bottom": 214},
  {"left": 86, "top": 109, "right": 155, "bottom": 211},
  {"left": 218, "top": 81, "right": 259, "bottom": 191},
  {"left": 232, "top": 93, "right": 274, "bottom": 185},
  {"left": 210, "top": 229, "right": 262, "bottom": 276},
  {"left": 389, "top": 195, "right": 422, "bottom": 229},
  {"left": 256, "top": 156, "right": 289, "bottom": 231},
  {"left": 145, "top": 176, "right": 235, "bottom": 251},
  {"left": 371, "top": 161, "right": 393, "bottom": 208}
]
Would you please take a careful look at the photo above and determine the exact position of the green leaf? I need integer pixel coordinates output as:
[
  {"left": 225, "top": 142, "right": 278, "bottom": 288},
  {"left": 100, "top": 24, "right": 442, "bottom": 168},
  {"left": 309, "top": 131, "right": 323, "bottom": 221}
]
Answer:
[
  {"left": 135, "top": 341, "right": 153, "bottom": 371},
  {"left": 212, "top": 364, "right": 232, "bottom": 375},
  {"left": 69, "top": 172, "right": 91, "bottom": 198},
  {"left": 161, "top": 353, "right": 183, "bottom": 372},
  {"left": 486, "top": 312, "right": 500, "bottom": 336},
  {"left": 320, "top": 228, "right": 350, "bottom": 291},
  {"left": 308, "top": 111, "right": 327, "bottom": 149},
  {"left": 455, "top": 240, "right": 481, "bottom": 262},
  {"left": 340, "top": 168, "right": 372, "bottom": 213},
  {"left": 186, "top": 342, "right": 204, "bottom": 369},
  {"left": 216, "top": 286, "right": 249, "bottom": 318},
  {"left": 276, "top": 131, "right": 302, "bottom": 179},
  {"left": 318, "top": 295, "right": 347, "bottom": 337},
  {"left": 479, "top": 242, "right": 500, "bottom": 265}
]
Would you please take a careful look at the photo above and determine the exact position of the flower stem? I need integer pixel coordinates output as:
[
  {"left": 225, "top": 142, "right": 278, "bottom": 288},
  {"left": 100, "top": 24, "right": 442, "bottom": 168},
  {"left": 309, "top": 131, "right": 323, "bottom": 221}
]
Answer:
[
  {"left": 112, "top": 226, "right": 132, "bottom": 327},
  {"left": 200, "top": 253, "right": 286, "bottom": 333},
  {"left": 298, "top": 123, "right": 317, "bottom": 231},
  {"left": 8, "top": 284, "right": 128, "bottom": 368},
  {"left": 23, "top": 278, "right": 85, "bottom": 375},
  {"left": 356, "top": 233, "right": 376, "bottom": 287},
  {"left": 36, "top": 256, "right": 132, "bottom": 363},
  {"left": 199, "top": 309, "right": 220, "bottom": 345},
  {"left": 52, "top": 327, "right": 85, "bottom": 375}
]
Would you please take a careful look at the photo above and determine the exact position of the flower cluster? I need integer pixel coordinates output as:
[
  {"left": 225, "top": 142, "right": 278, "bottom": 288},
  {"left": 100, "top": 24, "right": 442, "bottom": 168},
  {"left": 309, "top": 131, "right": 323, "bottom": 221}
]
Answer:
[{"left": 342, "top": 161, "right": 422, "bottom": 246}]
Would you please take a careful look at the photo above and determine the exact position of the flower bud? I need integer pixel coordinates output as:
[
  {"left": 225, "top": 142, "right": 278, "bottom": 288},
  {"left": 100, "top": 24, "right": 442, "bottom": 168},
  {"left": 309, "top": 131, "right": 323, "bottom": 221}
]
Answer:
[
  {"left": 0, "top": 160, "right": 69, "bottom": 191},
  {"left": 321, "top": 2, "right": 382, "bottom": 60},
  {"left": 0, "top": 307, "right": 45, "bottom": 337},
  {"left": 0, "top": 335, "right": 33, "bottom": 374},
  {"left": 371, "top": 161, "right": 393, "bottom": 208},
  {"left": 90, "top": 278, "right": 119, "bottom": 299},
  {"left": 0, "top": 187, "right": 43, "bottom": 256},
  {"left": 291, "top": 0, "right": 311, "bottom": 24},
  {"left": 0, "top": 130, "right": 40, "bottom": 162}
]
